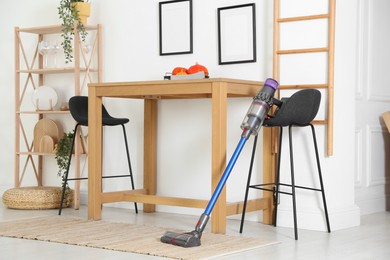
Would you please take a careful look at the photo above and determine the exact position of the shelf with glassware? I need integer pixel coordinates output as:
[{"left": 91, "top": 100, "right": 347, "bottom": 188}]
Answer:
[
  {"left": 14, "top": 24, "right": 102, "bottom": 208},
  {"left": 17, "top": 67, "right": 98, "bottom": 74}
]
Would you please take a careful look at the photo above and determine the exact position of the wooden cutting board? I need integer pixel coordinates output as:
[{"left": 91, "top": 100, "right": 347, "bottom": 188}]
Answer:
[
  {"left": 33, "top": 118, "right": 60, "bottom": 153},
  {"left": 39, "top": 135, "right": 55, "bottom": 153}
]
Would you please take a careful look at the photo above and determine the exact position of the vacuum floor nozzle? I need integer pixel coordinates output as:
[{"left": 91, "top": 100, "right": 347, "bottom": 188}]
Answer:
[{"left": 160, "top": 230, "right": 201, "bottom": 248}]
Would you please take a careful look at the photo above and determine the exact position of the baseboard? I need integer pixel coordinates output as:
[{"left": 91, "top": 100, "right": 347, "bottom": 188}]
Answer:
[
  {"left": 356, "top": 195, "right": 390, "bottom": 215},
  {"left": 79, "top": 190, "right": 88, "bottom": 206},
  {"left": 275, "top": 205, "right": 361, "bottom": 231}
]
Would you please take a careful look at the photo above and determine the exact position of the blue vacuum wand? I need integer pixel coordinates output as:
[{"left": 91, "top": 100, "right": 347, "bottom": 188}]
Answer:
[{"left": 161, "top": 78, "right": 279, "bottom": 247}]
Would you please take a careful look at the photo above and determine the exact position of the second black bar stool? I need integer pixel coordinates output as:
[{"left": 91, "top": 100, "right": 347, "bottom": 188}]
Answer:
[{"left": 239, "top": 89, "right": 331, "bottom": 240}]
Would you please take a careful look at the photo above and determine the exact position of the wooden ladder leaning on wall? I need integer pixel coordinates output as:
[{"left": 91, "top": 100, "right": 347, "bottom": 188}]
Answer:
[{"left": 262, "top": 0, "right": 336, "bottom": 224}]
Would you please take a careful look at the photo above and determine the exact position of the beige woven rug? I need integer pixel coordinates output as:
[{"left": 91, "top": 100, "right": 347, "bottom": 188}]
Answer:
[{"left": 0, "top": 216, "right": 276, "bottom": 259}]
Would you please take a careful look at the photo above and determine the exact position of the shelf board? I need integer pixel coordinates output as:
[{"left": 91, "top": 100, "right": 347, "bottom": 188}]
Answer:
[
  {"left": 17, "top": 152, "right": 87, "bottom": 156},
  {"left": 17, "top": 152, "right": 55, "bottom": 156},
  {"left": 17, "top": 24, "right": 99, "bottom": 34},
  {"left": 17, "top": 67, "right": 98, "bottom": 74},
  {"left": 17, "top": 110, "right": 70, "bottom": 115}
]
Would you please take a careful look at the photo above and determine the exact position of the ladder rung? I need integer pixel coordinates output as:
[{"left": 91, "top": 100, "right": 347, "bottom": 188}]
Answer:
[
  {"left": 277, "top": 47, "right": 328, "bottom": 55},
  {"left": 278, "top": 84, "right": 328, "bottom": 90},
  {"left": 312, "top": 120, "right": 327, "bottom": 125},
  {"left": 278, "top": 14, "right": 330, "bottom": 23}
]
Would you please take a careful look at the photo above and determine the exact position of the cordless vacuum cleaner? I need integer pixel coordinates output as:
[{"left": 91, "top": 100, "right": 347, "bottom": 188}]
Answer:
[{"left": 160, "top": 78, "right": 279, "bottom": 248}]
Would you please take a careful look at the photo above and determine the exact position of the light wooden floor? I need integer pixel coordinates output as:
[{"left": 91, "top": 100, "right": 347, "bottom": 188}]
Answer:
[{"left": 0, "top": 204, "right": 389, "bottom": 259}]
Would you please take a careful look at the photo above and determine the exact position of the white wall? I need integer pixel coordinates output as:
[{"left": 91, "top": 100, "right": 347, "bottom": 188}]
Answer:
[
  {"left": 1, "top": 0, "right": 374, "bottom": 232},
  {"left": 354, "top": 0, "right": 390, "bottom": 215}
]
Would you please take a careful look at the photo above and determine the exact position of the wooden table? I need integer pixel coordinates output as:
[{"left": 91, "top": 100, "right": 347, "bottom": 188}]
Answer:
[{"left": 88, "top": 78, "right": 272, "bottom": 234}]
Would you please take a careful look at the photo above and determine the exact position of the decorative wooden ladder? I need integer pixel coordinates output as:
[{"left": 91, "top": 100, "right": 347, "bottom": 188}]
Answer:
[
  {"left": 263, "top": 0, "right": 336, "bottom": 224},
  {"left": 274, "top": 0, "right": 336, "bottom": 155}
]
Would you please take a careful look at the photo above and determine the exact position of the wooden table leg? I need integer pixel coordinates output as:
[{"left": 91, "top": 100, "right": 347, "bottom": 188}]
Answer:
[
  {"left": 262, "top": 127, "right": 275, "bottom": 224},
  {"left": 211, "top": 82, "right": 227, "bottom": 234},
  {"left": 88, "top": 89, "right": 103, "bottom": 220},
  {"left": 143, "top": 99, "right": 157, "bottom": 213}
]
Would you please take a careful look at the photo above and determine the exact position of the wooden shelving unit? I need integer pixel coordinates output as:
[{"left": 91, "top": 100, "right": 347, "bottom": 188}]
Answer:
[{"left": 14, "top": 24, "right": 102, "bottom": 208}]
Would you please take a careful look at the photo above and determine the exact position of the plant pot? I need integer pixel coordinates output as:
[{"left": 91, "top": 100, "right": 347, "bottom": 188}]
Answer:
[{"left": 72, "top": 2, "right": 91, "bottom": 25}]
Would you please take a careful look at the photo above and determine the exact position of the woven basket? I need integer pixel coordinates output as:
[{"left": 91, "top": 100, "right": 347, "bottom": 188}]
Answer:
[{"left": 2, "top": 186, "right": 73, "bottom": 210}]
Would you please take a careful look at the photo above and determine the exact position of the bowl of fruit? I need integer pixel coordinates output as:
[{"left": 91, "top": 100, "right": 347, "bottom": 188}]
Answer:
[{"left": 165, "top": 63, "right": 209, "bottom": 80}]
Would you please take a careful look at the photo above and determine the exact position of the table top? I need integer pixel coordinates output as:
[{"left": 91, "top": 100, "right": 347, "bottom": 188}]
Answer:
[{"left": 88, "top": 78, "right": 264, "bottom": 99}]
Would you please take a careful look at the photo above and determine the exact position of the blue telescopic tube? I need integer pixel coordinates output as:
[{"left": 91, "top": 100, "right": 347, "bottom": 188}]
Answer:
[{"left": 204, "top": 136, "right": 247, "bottom": 215}]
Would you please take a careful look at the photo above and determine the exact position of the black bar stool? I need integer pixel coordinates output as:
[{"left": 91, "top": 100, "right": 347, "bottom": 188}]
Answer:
[
  {"left": 239, "top": 89, "right": 331, "bottom": 240},
  {"left": 58, "top": 96, "right": 138, "bottom": 215}
]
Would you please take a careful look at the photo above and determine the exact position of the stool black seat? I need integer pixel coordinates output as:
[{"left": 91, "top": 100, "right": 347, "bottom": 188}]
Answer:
[
  {"left": 58, "top": 96, "right": 138, "bottom": 215},
  {"left": 239, "top": 89, "right": 331, "bottom": 240}
]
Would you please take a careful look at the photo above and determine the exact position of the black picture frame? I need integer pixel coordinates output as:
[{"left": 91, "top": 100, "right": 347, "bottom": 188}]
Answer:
[
  {"left": 159, "top": 0, "right": 193, "bottom": 56},
  {"left": 217, "top": 3, "right": 257, "bottom": 65}
]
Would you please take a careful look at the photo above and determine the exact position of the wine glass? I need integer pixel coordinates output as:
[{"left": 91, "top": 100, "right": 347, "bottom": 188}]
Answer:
[
  {"left": 38, "top": 41, "right": 49, "bottom": 67},
  {"left": 50, "top": 41, "right": 61, "bottom": 67}
]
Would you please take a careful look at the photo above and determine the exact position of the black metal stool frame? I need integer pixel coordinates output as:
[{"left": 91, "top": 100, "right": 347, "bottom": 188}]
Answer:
[
  {"left": 58, "top": 99, "right": 138, "bottom": 215},
  {"left": 240, "top": 123, "right": 331, "bottom": 240}
]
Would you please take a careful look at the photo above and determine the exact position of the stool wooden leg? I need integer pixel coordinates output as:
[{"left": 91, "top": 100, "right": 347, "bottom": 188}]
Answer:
[{"left": 289, "top": 125, "right": 298, "bottom": 240}]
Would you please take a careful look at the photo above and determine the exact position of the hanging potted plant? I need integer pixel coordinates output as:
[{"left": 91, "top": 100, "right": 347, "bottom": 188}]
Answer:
[
  {"left": 58, "top": 0, "right": 90, "bottom": 63},
  {"left": 54, "top": 131, "right": 74, "bottom": 206}
]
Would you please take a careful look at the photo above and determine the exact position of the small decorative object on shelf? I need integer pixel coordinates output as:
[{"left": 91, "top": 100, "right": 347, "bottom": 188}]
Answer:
[
  {"left": 60, "top": 101, "right": 70, "bottom": 111},
  {"left": 32, "top": 85, "right": 58, "bottom": 111},
  {"left": 38, "top": 41, "right": 61, "bottom": 68},
  {"left": 50, "top": 41, "right": 61, "bottom": 67},
  {"left": 58, "top": 0, "right": 91, "bottom": 63},
  {"left": 38, "top": 41, "right": 49, "bottom": 67},
  {"left": 33, "top": 118, "right": 61, "bottom": 153}
]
